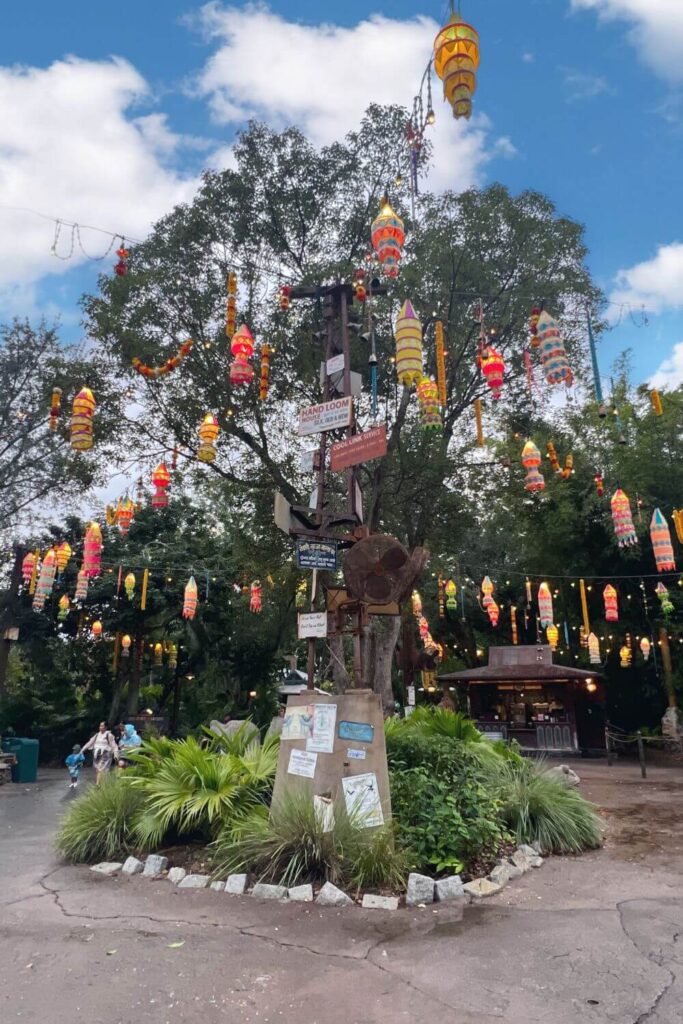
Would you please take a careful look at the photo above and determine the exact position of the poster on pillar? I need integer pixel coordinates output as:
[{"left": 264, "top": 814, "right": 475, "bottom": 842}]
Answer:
[{"left": 306, "top": 704, "right": 337, "bottom": 754}]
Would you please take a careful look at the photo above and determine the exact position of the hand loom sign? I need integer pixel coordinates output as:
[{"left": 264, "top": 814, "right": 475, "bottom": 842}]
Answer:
[
  {"left": 329, "top": 425, "right": 387, "bottom": 472},
  {"left": 297, "top": 397, "right": 353, "bottom": 436}
]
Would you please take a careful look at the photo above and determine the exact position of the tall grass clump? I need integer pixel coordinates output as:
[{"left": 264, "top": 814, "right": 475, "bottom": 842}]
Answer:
[{"left": 56, "top": 775, "right": 145, "bottom": 863}]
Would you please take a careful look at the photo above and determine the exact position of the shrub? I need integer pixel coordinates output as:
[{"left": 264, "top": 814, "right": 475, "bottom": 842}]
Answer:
[
  {"left": 397, "top": 706, "right": 485, "bottom": 742},
  {"left": 56, "top": 775, "right": 145, "bottom": 863}
]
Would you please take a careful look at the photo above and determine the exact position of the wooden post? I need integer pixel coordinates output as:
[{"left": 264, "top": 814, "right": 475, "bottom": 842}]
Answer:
[
  {"left": 605, "top": 723, "right": 613, "bottom": 766},
  {"left": 659, "top": 627, "right": 676, "bottom": 708},
  {"left": 636, "top": 731, "right": 647, "bottom": 779}
]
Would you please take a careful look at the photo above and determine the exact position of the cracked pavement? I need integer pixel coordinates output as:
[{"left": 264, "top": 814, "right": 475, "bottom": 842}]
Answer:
[{"left": 1, "top": 760, "right": 682, "bottom": 1023}]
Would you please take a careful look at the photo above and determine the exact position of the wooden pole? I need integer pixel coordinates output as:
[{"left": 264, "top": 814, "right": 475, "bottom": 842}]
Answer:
[
  {"left": 605, "top": 723, "right": 613, "bottom": 766},
  {"left": 636, "top": 730, "right": 647, "bottom": 779},
  {"left": 659, "top": 626, "right": 676, "bottom": 708}
]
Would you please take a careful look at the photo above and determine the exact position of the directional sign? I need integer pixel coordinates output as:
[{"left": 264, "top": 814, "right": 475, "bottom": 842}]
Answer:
[
  {"left": 329, "top": 425, "right": 387, "bottom": 472},
  {"left": 297, "top": 397, "right": 353, "bottom": 436},
  {"left": 296, "top": 538, "right": 338, "bottom": 571}
]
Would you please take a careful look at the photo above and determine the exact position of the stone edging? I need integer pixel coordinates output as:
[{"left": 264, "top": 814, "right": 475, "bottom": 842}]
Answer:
[{"left": 89, "top": 843, "right": 545, "bottom": 911}]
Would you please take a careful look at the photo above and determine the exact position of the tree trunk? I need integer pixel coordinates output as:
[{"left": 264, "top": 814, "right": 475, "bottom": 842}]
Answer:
[
  {"left": 659, "top": 626, "right": 676, "bottom": 708},
  {"left": 328, "top": 634, "right": 351, "bottom": 692},
  {"left": 0, "top": 547, "right": 25, "bottom": 696},
  {"left": 368, "top": 616, "right": 401, "bottom": 714},
  {"left": 126, "top": 639, "right": 143, "bottom": 717},
  {"left": 108, "top": 674, "right": 124, "bottom": 725}
]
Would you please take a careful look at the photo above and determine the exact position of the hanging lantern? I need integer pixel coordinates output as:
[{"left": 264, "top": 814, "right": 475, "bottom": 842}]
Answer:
[
  {"left": 153, "top": 642, "right": 164, "bottom": 667},
  {"left": 250, "top": 580, "right": 263, "bottom": 614},
  {"left": 433, "top": 10, "right": 480, "bottom": 120},
  {"left": 295, "top": 580, "right": 307, "bottom": 609},
  {"left": 183, "top": 577, "right": 198, "bottom": 620},
  {"left": 594, "top": 471, "right": 605, "bottom": 498},
  {"left": 487, "top": 600, "right": 500, "bottom": 627},
  {"left": 650, "top": 390, "right": 663, "bottom": 416},
  {"left": 353, "top": 268, "right": 368, "bottom": 303},
  {"left": 55, "top": 541, "right": 72, "bottom": 575},
  {"left": 124, "top": 572, "right": 136, "bottom": 600},
  {"left": 522, "top": 441, "right": 545, "bottom": 493},
  {"left": 411, "top": 590, "right": 422, "bottom": 616},
  {"left": 58, "top": 594, "right": 70, "bottom": 621},
  {"left": 49, "top": 387, "right": 62, "bottom": 432},
  {"left": 650, "top": 509, "right": 676, "bottom": 572},
  {"left": 611, "top": 489, "right": 638, "bottom": 547},
  {"left": 21, "top": 551, "right": 36, "bottom": 585},
  {"left": 619, "top": 644, "right": 632, "bottom": 669},
  {"left": 230, "top": 324, "right": 255, "bottom": 385},
  {"left": 673, "top": 510, "right": 683, "bottom": 544},
  {"left": 198, "top": 414, "right": 220, "bottom": 463},
  {"left": 70, "top": 387, "right": 96, "bottom": 451},
  {"left": 121, "top": 634, "right": 132, "bottom": 658},
  {"left": 640, "top": 637, "right": 651, "bottom": 662},
  {"left": 603, "top": 584, "right": 619, "bottom": 622},
  {"left": 226, "top": 272, "right": 238, "bottom": 338},
  {"left": 416, "top": 376, "right": 443, "bottom": 431},
  {"left": 435, "top": 321, "right": 447, "bottom": 407},
  {"left": 371, "top": 198, "right": 405, "bottom": 279},
  {"left": 32, "top": 549, "right": 57, "bottom": 611},
  {"left": 538, "top": 582, "right": 553, "bottom": 628},
  {"left": 437, "top": 577, "right": 445, "bottom": 618},
  {"left": 278, "top": 284, "right": 291, "bottom": 311},
  {"left": 474, "top": 398, "right": 484, "bottom": 446},
  {"left": 91, "top": 619, "right": 103, "bottom": 639},
  {"left": 588, "top": 632, "right": 601, "bottom": 665},
  {"left": 115, "top": 497, "right": 135, "bottom": 537},
  {"left": 481, "top": 576, "right": 494, "bottom": 608},
  {"left": 395, "top": 301, "right": 423, "bottom": 386},
  {"left": 418, "top": 615, "right": 430, "bottom": 640},
  {"left": 259, "top": 344, "right": 271, "bottom": 401},
  {"left": 480, "top": 346, "right": 505, "bottom": 399},
  {"left": 83, "top": 522, "right": 102, "bottom": 578},
  {"left": 546, "top": 624, "right": 559, "bottom": 651},
  {"left": 74, "top": 568, "right": 88, "bottom": 601},
  {"left": 656, "top": 582, "right": 674, "bottom": 615},
  {"left": 167, "top": 642, "right": 178, "bottom": 668},
  {"left": 536, "top": 311, "right": 573, "bottom": 387},
  {"left": 151, "top": 463, "right": 171, "bottom": 509},
  {"left": 445, "top": 579, "right": 457, "bottom": 611},
  {"left": 114, "top": 243, "right": 129, "bottom": 276},
  {"left": 579, "top": 626, "right": 588, "bottom": 649},
  {"left": 529, "top": 306, "right": 542, "bottom": 346}
]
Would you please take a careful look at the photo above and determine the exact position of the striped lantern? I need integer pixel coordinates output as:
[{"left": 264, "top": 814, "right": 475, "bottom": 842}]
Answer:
[
  {"left": 538, "top": 582, "right": 554, "bottom": 629},
  {"left": 151, "top": 463, "right": 171, "bottom": 509},
  {"left": 371, "top": 199, "right": 405, "bottom": 279},
  {"left": 611, "top": 489, "right": 638, "bottom": 547},
  {"left": 183, "top": 576, "right": 198, "bottom": 620},
  {"left": 115, "top": 497, "right": 135, "bottom": 536},
  {"left": 83, "top": 522, "right": 103, "bottom": 578},
  {"left": 56, "top": 541, "right": 72, "bottom": 574},
  {"left": 22, "top": 551, "right": 36, "bottom": 584},
  {"left": 250, "top": 580, "right": 262, "bottom": 614},
  {"left": 480, "top": 346, "right": 505, "bottom": 399},
  {"left": 230, "top": 324, "right": 255, "bottom": 385},
  {"left": 536, "top": 311, "right": 573, "bottom": 387},
  {"left": 481, "top": 576, "right": 494, "bottom": 608},
  {"left": 433, "top": 11, "right": 480, "bottom": 120},
  {"left": 522, "top": 441, "right": 545, "bottom": 493},
  {"left": 395, "top": 300, "right": 423, "bottom": 386},
  {"left": 58, "top": 594, "right": 70, "bottom": 621},
  {"left": 70, "top": 387, "right": 96, "bottom": 451},
  {"left": 603, "top": 585, "right": 618, "bottom": 622},
  {"left": 588, "top": 632, "right": 601, "bottom": 665},
  {"left": 32, "top": 549, "right": 57, "bottom": 611},
  {"left": 259, "top": 344, "right": 271, "bottom": 401},
  {"left": 546, "top": 624, "right": 559, "bottom": 651},
  {"left": 487, "top": 599, "right": 500, "bottom": 627},
  {"left": 74, "top": 568, "right": 88, "bottom": 601},
  {"left": 435, "top": 321, "right": 447, "bottom": 407},
  {"left": 226, "top": 272, "right": 237, "bottom": 338},
  {"left": 198, "top": 414, "right": 220, "bottom": 463},
  {"left": 650, "top": 509, "right": 676, "bottom": 572},
  {"left": 416, "top": 376, "right": 442, "bottom": 431}
]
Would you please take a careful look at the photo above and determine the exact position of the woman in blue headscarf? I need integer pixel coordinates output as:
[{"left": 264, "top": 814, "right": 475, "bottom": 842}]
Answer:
[{"left": 117, "top": 723, "right": 142, "bottom": 768}]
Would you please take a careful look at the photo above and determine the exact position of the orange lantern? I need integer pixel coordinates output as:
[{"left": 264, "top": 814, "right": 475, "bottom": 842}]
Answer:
[
  {"left": 603, "top": 584, "right": 618, "bottom": 622},
  {"left": 121, "top": 634, "right": 132, "bottom": 658},
  {"left": 153, "top": 642, "right": 164, "bottom": 667},
  {"left": 546, "top": 624, "right": 559, "bottom": 651},
  {"left": 56, "top": 541, "right": 72, "bottom": 574},
  {"left": 70, "top": 387, "right": 96, "bottom": 451},
  {"left": 259, "top": 344, "right": 271, "bottom": 401},
  {"left": 183, "top": 576, "right": 198, "bottom": 620},
  {"left": 487, "top": 599, "right": 499, "bottom": 627},
  {"left": 619, "top": 644, "right": 632, "bottom": 669},
  {"left": 250, "top": 580, "right": 262, "bottom": 614},
  {"left": 522, "top": 441, "right": 545, "bottom": 493},
  {"left": 91, "top": 619, "right": 103, "bottom": 639},
  {"left": 371, "top": 198, "right": 405, "bottom": 278},
  {"left": 49, "top": 387, "right": 62, "bottom": 431},
  {"left": 230, "top": 324, "right": 255, "bottom": 385},
  {"left": 480, "top": 346, "right": 504, "bottom": 399},
  {"left": 115, "top": 497, "right": 135, "bottom": 536},
  {"left": 226, "top": 272, "right": 238, "bottom": 338},
  {"left": 198, "top": 414, "right": 219, "bottom": 463},
  {"left": 151, "top": 463, "right": 171, "bottom": 508},
  {"left": 22, "top": 551, "right": 36, "bottom": 584},
  {"left": 433, "top": 11, "right": 480, "bottom": 120}
]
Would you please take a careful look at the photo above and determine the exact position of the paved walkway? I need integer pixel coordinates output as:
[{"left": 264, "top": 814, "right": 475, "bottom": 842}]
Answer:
[{"left": 1, "top": 760, "right": 682, "bottom": 1023}]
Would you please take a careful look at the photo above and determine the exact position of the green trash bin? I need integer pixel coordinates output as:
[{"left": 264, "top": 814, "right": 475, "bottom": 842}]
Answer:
[{"left": 1, "top": 737, "right": 39, "bottom": 783}]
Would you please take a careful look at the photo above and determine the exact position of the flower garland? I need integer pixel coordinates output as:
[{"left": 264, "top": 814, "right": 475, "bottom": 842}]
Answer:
[{"left": 132, "top": 339, "right": 193, "bottom": 379}]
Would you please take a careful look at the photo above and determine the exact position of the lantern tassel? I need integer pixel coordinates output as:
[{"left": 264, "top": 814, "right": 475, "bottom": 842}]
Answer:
[
  {"left": 474, "top": 399, "right": 484, "bottom": 446},
  {"left": 140, "top": 568, "right": 149, "bottom": 611}
]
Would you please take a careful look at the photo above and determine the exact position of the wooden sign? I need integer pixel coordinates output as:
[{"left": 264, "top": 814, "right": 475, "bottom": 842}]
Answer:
[
  {"left": 329, "top": 425, "right": 387, "bottom": 472},
  {"left": 298, "top": 612, "right": 329, "bottom": 638},
  {"left": 298, "top": 397, "right": 353, "bottom": 436}
]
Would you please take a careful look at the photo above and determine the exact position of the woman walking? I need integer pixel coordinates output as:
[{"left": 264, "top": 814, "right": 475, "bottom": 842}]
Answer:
[{"left": 81, "top": 722, "right": 118, "bottom": 783}]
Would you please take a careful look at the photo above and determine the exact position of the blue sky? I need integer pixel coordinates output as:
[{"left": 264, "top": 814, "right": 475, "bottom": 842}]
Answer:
[{"left": 1, "top": 0, "right": 682, "bottom": 386}]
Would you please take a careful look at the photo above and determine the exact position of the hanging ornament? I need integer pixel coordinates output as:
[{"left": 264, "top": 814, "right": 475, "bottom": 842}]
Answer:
[
  {"left": 259, "top": 344, "right": 271, "bottom": 401},
  {"left": 640, "top": 637, "right": 651, "bottom": 662},
  {"left": 579, "top": 626, "right": 588, "bottom": 649},
  {"left": 230, "top": 324, "right": 255, "bottom": 385},
  {"left": 650, "top": 509, "right": 676, "bottom": 572},
  {"left": 74, "top": 568, "right": 88, "bottom": 602},
  {"left": 250, "top": 580, "right": 263, "bottom": 614},
  {"left": 121, "top": 634, "right": 132, "bottom": 658},
  {"left": 611, "top": 489, "right": 638, "bottom": 547},
  {"left": 132, "top": 339, "right": 193, "bottom": 379},
  {"left": 536, "top": 310, "right": 573, "bottom": 387},
  {"left": 353, "top": 268, "right": 367, "bottom": 303},
  {"left": 411, "top": 590, "right": 422, "bottom": 617},
  {"left": 151, "top": 463, "right": 171, "bottom": 509},
  {"left": 371, "top": 198, "right": 405, "bottom": 278},
  {"left": 226, "top": 272, "right": 238, "bottom": 338},
  {"left": 418, "top": 615, "right": 430, "bottom": 641},
  {"left": 124, "top": 572, "right": 136, "bottom": 600},
  {"left": 481, "top": 576, "right": 494, "bottom": 609},
  {"left": 522, "top": 441, "right": 545, "bottom": 493},
  {"left": 49, "top": 387, "right": 62, "bottom": 432},
  {"left": 579, "top": 579, "right": 591, "bottom": 638},
  {"left": 511, "top": 604, "right": 519, "bottom": 645},
  {"left": 32, "top": 550, "right": 57, "bottom": 611},
  {"left": 417, "top": 376, "right": 443, "bottom": 431},
  {"left": 70, "top": 387, "right": 95, "bottom": 451},
  {"left": 586, "top": 312, "right": 606, "bottom": 415},
  {"left": 91, "top": 619, "right": 103, "bottom": 639},
  {"left": 433, "top": 10, "right": 480, "bottom": 120},
  {"left": 57, "top": 594, "right": 70, "bottom": 621},
  {"left": 167, "top": 642, "right": 178, "bottom": 668},
  {"left": 395, "top": 300, "right": 423, "bottom": 386},
  {"left": 198, "top": 414, "right": 220, "bottom": 463},
  {"left": 546, "top": 624, "right": 559, "bottom": 651},
  {"left": 656, "top": 582, "right": 674, "bottom": 615},
  {"left": 55, "top": 541, "right": 72, "bottom": 575},
  {"left": 83, "top": 522, "right": 102, "bottom": 578},
  {"left": 115, "top": 497, "right": 135, "bottom": 537},
  {"left": 435, "top": 321, "right": 447, "bottom": 407},
  {"left": 619, "top": 644, "right": 632, "bottom": 669},
  {"left": 672, "top": 510, "right": 683, "bottom": 544},
  {"left": 588, "top": 632, "right": 601, "bottom": 665},
  {"left": 295, "top": 580, "right": 308, "bottom": 609},
  {"left": 114, "top": 242, "right": 129, "bottom": 276},
  {"left": 487, "top": 600, "right": 500, "bottom": 627},
  {"left": 473, "top": 398, "right": 484, "bottom": 446},
  {"left": 278, "top": 284, "right": 291, "bottom": 311},
  {"left": 603, "top": 585, "right": 619, "bottom": 623},
  {"left": 183, "top": 577, "right": 198, "bottom": 620},
  {"left": 21, "top": 551, "right": 36, "bottom": 585},
  {"left": 438, "top": 576, "right": 445, "bottom": 618},
  {"left": 529, "top": 306, "right": 542, "bottom": 347},
  {"left": 153, "top": 642, "right": 164, "bottom": 667},
  {"left": 444, "top": 579, "right": 457, "bottom": 611},
  {"left": 538, "top": 582, "right": 554, "bottom": 629},
  {"left": 650, "top": 390, "right": 663, "bottom": 416},
  {"left": 594, "top": 471, "right": 605, "bottom": 498},
  {"left": 480, "top": 346, "right": 505, "bottom": 399}
]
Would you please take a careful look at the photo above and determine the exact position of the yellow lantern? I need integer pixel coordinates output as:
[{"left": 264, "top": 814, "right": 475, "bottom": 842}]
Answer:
[
  {"left": 395, "top": 301, "right": 423, "bottom": 386},
  {"left": 445, "top": 579, "right": 457, "bottom": 611},
  {"left": 70, "top": 387, "right": 96, "bottom": 451},
  {"left": 153, "top": 642, "right": 163, "bottom": 667},
  {"left": 619, "top": 644, "right": 632, "bottom": 669},
  {"left": 91, "top": 619, "right": 103, "bottom": 639},
  {"left": 433, "top": 11, "right": 480, "bottom": 120},
  {"left": 167, "top": 642, "right": 178, "bottom": 668},
  {"left": 198, "top": 414, "right": 220, "bottom": 463},
  {"left": 58, "top": 594, "right": 70, "bottom": 621},
  {"left": 56, "top": 541, "right": 72, "bottom": 574},
  {"left": 546, "top": 624, "right": 559, "bottom": 652},
  {"left": 371, "top": 198, "right": 405, "bottom": 279},
  {"left": 124, "top": 572, "right": 136, "bottom": 600},
  {"left": 121, "top": 634, "right": 132, "bottom": 658},
  {"left": 640, "top": 637, "right": 651, "bottom": 662}
]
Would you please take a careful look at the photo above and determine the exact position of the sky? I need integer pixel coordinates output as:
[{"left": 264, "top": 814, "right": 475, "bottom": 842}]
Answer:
[{"left": 1, "top": 0, "right": 683, "bottom": 387}]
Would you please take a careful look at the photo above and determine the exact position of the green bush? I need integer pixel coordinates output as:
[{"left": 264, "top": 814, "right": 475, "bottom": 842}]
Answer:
[
  {"left": 56, "top": 776, "right": 145, "bottom": 863},
  {"left": 212, "top": 792, "right": 408, "bottom": 892},
  {"left": 395, "top": 706, "right": 484, "bottom": 742}
]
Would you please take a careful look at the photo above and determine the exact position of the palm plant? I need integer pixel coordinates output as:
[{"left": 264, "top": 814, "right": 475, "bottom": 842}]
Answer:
[{"left": 56, "top": 775, "right": 145, "bottom": 863}]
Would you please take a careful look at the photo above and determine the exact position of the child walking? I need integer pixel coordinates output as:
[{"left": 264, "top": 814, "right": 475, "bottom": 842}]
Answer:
[{"left": 65, "top": 744, "right": 85, "bottom": 789}]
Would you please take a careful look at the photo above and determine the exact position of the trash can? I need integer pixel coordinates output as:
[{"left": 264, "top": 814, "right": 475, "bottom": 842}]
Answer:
[{"left": 1, "top": 737, "right": 39, "bottom": 783}]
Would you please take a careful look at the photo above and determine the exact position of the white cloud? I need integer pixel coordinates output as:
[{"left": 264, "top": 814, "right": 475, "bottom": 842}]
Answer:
[
  {"left": 0, "top": 56, "right": 199, "bottom": 297},
  {"left": 563, "top": 69, "right": 613, "bottom": 102},
  {"left": 649, "top": 341, "right": 683, "bottom": 388},
  {"left": 610, "top": 242, "right": 683, "bottom": 312},
  {"left": 193, "top": 4, "right": 508, "bottom": 193},
  {"left": 572, "top": 0, "right": 683, "bottom": 80}
]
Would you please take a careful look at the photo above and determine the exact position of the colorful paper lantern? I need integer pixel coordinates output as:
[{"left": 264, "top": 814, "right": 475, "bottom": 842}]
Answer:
[
  {"left": 230, "top": 324, "right": 255, "bottom": 385},
  {"left": 74, "top": 568, "right": 88, "bottom": 601},
  {"left": 445, "top": 579, "right": 457, "bottom": 611},
  {"left": 481, "top": 576, "right": 494, "bottom": 608},
  {"left": 640, "top": 637, "right": 651, "bottom": 662},
  {"left": 278, "top": 284, "right": 291, "bottom": 311},
  {"left": 58, "top": 594, "right": 70, "bottom": 621},
  {"left": 417, "top": 376, "right": 442, "bottom": 431},
  {"left": 480, "top": 346, "right": 505, "bottom": 399},
  {"left": 83, "top": 522, "right": 102, "bottom": 578},
  {"left": 611, "top": 489, "right": 638, "bottom": 547},
  {"left": 619, "top": 644, "right": 632, "bottom": 669},
  {"left": 21, "top": 551, "right": 36, "bottom": 584},
  {"left": 91, "top": 619, "right": 103, "bottom": 638},
  {"left": 250, "top": 580, "right": 262, "bottom": 614},
  {"left": 650, "top": 390, "right": 663, "bottom": 416},
  {"left": 412, "top": 590, "right": 422, "bottom": 616},
  {"left": 167, "top": 642, "right": 178, "bottom": 668},
  {"left": 56, "top": 541, "right": 72, "bottom": 574},
  {"left": 656, "top": 582, "right": 674, "bottom": 615},
  {"left": 32, "top": 549, "right": 57, "bottom": 611},
  {"left": 198, "top": 414, "right": 220, "bottom": 463},
  {"left": 603, "top": 584, "right": 618, "bottom": 623},
  {"left": 536, "top": 311, "right": 573, "bottom": 387},
  {"left": 435, "top": 321, "right": 447, "bottom": 407},
  {"left": 650, "top": 509, "right": 676, "bottom": 572},
  {"left": 395, "top": 301, "right": 423, "bottom": 386},
  {"left": 121, "top": 634, "right": 132, "bottom": 658},
  {"left": 183, "top": 576, "right": 198, "bottom": 620},
  {"left": 70, "top": 387, "right": 96, "bottom": 451},
  {"left": 594, "top": 471, "right": 605, "bottom": 498},
  {"left": 546, "top": 624, "right": 559, "bottom": 651},
  {"left": 115, "top": 497, "right": 135, "bottom": 537},
  {"left": 124, "top": 572, "right": 136, "bottom": 600},
  {"left": 295, "top": 580, "right": 307, "bottom": 609},
  {"left": 488, "top": 600, "right": 500, "bottom": 627},
  {"left": 522, "top": 441, "right": 545, "bottom": 493},
  {"left": 153, "top": 642, "right": 163, "bottom": 667},
  {"left": 371, "top": 199, "right": 405, "bottom": 278},
  {"left": 588, "top": 632, "right": 601, "bottom": 665},
  {"left": 433, "top": 11, "right": 480, "bottom": 120},
  {"left": 673, "top": 510, "right": 683, "bottom": 544},
  {"left": 49, "top": 387, "right": 62, "bottom": 432},
  {"left": 151, "top": 463, "right": 171, "bottom": 509},
  {"left": 538, "top": 582, "right": 553, "bottom": 628},
  {"left": 259, "top": 344, "right": 271, "bottom": 401},
  {"left": 226, "top": 272, "right": 237, "bottom": 338}
]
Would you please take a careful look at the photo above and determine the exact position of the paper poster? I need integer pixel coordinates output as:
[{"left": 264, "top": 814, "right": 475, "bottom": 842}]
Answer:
[
  {"left": 338, "top": 720, "right": 374, "bottom": 743},
  {"left": 282, "top": 705, "right": 314, "bottom": 742},
  {"left": 313, "top": 794, "right": 335, "bottom": 833},
  {"left": 342, "top": 772, "right": 384, "bottom": 828},
  {"left": 346, "top": 748, "right": 366, "bottom": 760},
  {"left": 407, "top": 685, "right": 416, "bottom": 707},
  {"left": 298, "top": 612, "right": 328, "bottom": 638},
  {"left": 306, "top": 703, "right": 337, "bottom": 754},
  {"left": 287, "top": 748, "right": 318, "bottom": 779}
]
